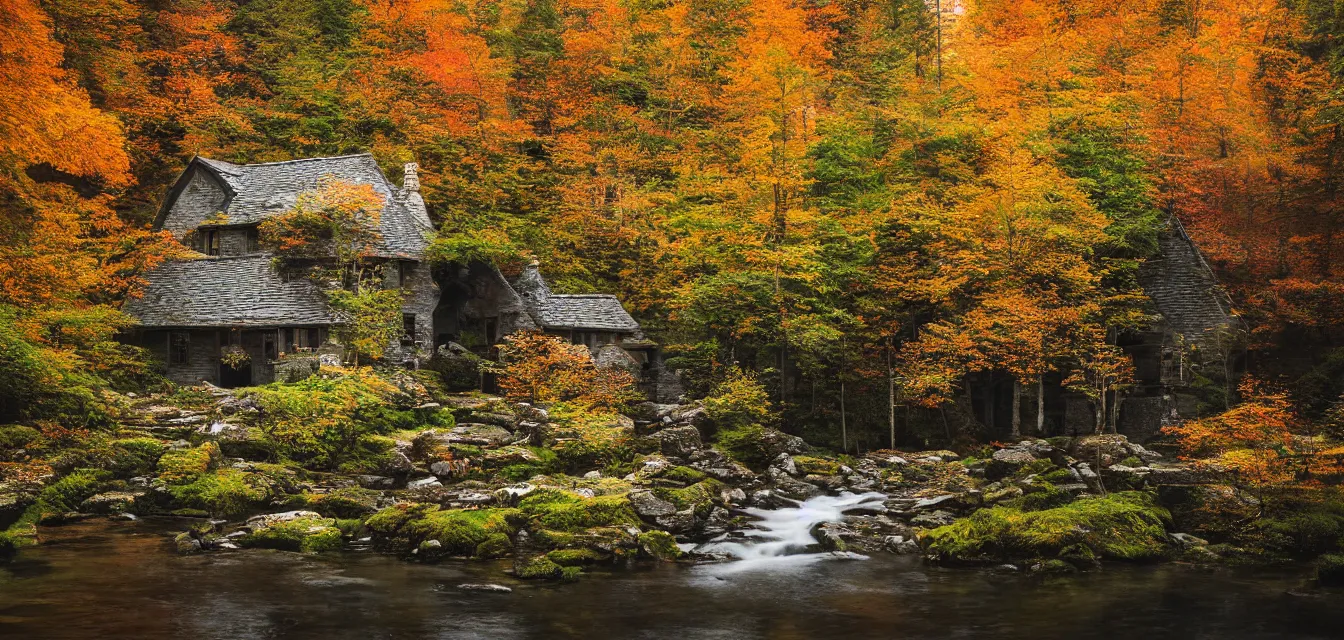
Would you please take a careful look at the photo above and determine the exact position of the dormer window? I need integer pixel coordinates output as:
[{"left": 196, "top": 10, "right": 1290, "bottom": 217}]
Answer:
[{"left": 205, "top": 229, "right": 220, "bottom": 256}]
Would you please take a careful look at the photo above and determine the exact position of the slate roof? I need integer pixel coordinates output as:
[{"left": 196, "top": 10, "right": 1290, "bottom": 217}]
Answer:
[
  {"left": 186, "top": 153, "right": 431, "bottom": 259},
  {"left": 537, "top": 294, "right": 642, "bottom": 332},
  {"left": 509, "top": 262, "right": 641, "bottom": 332},
  {"left": 124, "top": 256, "right": 339, "bottom": 328},
  {"left": 1138, "top": 219, "right": 1237, "bottom": 345}
]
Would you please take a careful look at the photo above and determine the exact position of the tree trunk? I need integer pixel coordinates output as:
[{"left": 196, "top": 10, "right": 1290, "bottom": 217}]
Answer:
[
  {"left": 1011, "top": 379, "right": 1022, "bottom": 440},
  {"left": 840, "top": 378, "right": 848, "bottom": 454},
  {"left": 887, "top": 336, "right": 896, "bottom": 450},
  {"left": 1036, "top": 375, "right": 1045, "bottom": 436}
]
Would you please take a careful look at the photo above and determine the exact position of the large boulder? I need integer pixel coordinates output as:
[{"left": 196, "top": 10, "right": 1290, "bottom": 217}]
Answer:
[
  {"left": 653, "top": 426, "right": 703, "bottom": 458},
  {"left": 241, "top": 511, "right": 342, "bottom": 553},
  {"left": 628, "top": 490, "right": 677, "bottom": 518},
  {"left": 986, "top": 448, "right": 1036, "bottom": 480},
  {"left": 413, "top": 425, "right": 516, "bottom": 455},
  {"left": 1069, "top": 435, "right": 1132, "bottom": 467},
  {"left": 594, "top": 344, "right": 641, "bottom": 375}
]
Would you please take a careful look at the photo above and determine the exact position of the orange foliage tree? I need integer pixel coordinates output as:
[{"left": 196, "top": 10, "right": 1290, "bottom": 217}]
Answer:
[
  {"left": 1164, "top": 378, "right": 1299, "bottom": 505},
  {"left": 495, "top": 332, "right": 641, "bottom": 410}
]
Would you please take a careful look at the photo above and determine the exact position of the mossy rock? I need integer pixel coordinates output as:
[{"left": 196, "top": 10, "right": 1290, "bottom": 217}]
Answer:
[
  {"left": 365, "top": 503, "right": 522, "bottom": 558},
  {"left": 518, "top": 489, "right": 639, "bottom": 533},
  {"left": 174, "top": 531, "right": 203, "bottom": 555},
  {"left": 475, "top": 532, "right": 513, "bottom": 558},
  {"left": 107, "top": 438, "right": 168, "bottom": 477},
  {"left": 516, "top": 556, "right": 582, "bottom": 581},
  {"left": 921, "top": 491, "right": 1173, "bottom": 565},
  {"left": 1039, "top": 468, "right": 1075, "bottom": 485},
  {"left": 291, "top": 487, "right": 381, "bottom": 519},
  {"left": 1317, "top": 554, "right": 1344, "bottom": 586},
  {"left": 659, "top": 479, "right": 726, "bottom": 518},
  {"left": 156, "top": 443, "right": 221, "bottom": 483},
  {"left": 166, "top": 468, "right": 269, "bottom": 517},
  {"left": 546, "top": 548, "right": 607, "bottom": 566},
  {"left": 0, "top": 424, "right": 40, "bottom": 452},
  {"left": 241, "top": 515, "right": 343, "bottom": 553},
  {"left": 659, "top": 465, "right": 708, "bottom": 484},
  {"left": 638, "top": 530, "right": 682, "bottom": 561},
  {"left": 793, "top": 456, "right": 841, "bottom": 476},
  {"left": 1015, "top": 458, "right": 1057, "bottom": 478},
  {"left": 30, "top": 469, "right": 109, "bottom": 521},
  {"left": 1002, "top": 483, "right": 1075, "bottom": 512}
]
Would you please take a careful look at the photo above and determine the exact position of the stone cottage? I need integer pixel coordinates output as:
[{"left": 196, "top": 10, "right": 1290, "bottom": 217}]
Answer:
[
  {"left": 125, "top": 153, "right": 438, "bottom": 386},
  {"left": 125, "top": 153, "right": 662, "bottom": 390}
]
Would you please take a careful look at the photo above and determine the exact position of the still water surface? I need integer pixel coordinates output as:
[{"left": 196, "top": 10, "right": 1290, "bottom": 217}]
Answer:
[{"left": 2, "top": 518, "right": 1342, "bottom": 639}]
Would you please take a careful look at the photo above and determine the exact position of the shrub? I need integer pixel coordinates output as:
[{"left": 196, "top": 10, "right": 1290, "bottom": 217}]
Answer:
[
  {"left": 251, "top": 368, "right": 411, "bottom": 469},
  {"left": 703, "top": 368, "right": 772, "bottom": 432},
  {"left": 495, "top": 332, "right": 641, "bottom": 410},
  {"left": 922, "top": 491, "right": 1172, "bottom": 565}
]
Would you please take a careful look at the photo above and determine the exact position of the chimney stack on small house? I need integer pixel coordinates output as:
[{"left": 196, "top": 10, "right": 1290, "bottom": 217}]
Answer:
[{"left": 403, "top": 162, "right": 420, "bottom": 192}]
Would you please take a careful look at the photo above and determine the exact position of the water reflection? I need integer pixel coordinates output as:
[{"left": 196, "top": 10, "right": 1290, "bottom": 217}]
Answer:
[{"left": 2, "top": 518, "right": 1343, "bottom": 639}]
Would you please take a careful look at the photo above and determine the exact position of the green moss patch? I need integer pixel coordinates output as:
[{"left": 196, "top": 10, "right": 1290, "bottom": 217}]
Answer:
[
  {"left": 366, "top": 503, "right": 522, "bottom": 558},
  {"left": 166, "top": 468, "right": 269, "bottom": 517},
  {"left": 638, "top": 530, "right": 682, "bottom": 560},
  {"left": 658, "top": 479, "right": 726, "bottom": 518},
  {"left": 241, "top": 515, "right": 343, "bottom": 553},
  {"left": 793, "top": 456, "right": 841, "bottom": 475},
  {"left": 921, "top": 491, "right": 1173, "bottom": 565},
  {"left": 289, "top": 487, "right": 380, "bottom": 519},
  {"left": 156, "top": 443, "right": 220, "bottom": 483},
  {"left": 517, "top": 489, "right": 639, "bottom": 533}
]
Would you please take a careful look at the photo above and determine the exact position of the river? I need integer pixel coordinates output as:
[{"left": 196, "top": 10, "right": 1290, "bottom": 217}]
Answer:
[{"left": 2, "top": 517, "right": 1342, "bottom": 639}]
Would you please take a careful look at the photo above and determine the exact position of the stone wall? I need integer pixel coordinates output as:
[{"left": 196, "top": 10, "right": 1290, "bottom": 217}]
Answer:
[
  {"left": 142, "top": 329, "right": 222, "bottom": 386},
  {"left": 162, "top": 169, "right": 228, "bottom": 238},
  {"left": 385, "top": 260, "right": 439, "bottom": 363}
]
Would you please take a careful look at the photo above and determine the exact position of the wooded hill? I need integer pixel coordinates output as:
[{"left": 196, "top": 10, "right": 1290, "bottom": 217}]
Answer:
[{"left": 6, "top": 0, "right": 1344, "bottom": 449}]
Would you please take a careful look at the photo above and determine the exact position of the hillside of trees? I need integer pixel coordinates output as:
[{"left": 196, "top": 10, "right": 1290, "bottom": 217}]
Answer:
[{"left": 7, "top": 0, "right": 1344, "bottom": 447}]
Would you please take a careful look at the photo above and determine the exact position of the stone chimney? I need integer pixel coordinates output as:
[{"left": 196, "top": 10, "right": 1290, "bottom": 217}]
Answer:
[
  {"left": 403, "top": 162, "right": 420, "bottom": 192},
  {"left": 514, "top": 259, "right": 552, "bottom": 318}
]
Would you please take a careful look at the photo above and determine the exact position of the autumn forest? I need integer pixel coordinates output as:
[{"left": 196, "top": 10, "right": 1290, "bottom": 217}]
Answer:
[{"left": 8, "top": 0, "right": 1344, "bottom": 629}]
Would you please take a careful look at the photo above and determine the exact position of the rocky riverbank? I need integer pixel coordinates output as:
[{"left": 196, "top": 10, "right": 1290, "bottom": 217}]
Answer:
[{"left": 0, "top": 366, "right": 1321, "bottom": 581}]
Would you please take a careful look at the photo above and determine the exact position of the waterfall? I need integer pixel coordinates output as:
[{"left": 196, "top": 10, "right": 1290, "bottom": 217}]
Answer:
[{"left": 694, "top": 491, "right": 886, "bottom": 574}]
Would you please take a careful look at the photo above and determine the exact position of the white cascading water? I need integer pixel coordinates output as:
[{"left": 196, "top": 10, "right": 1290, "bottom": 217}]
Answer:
[{"left": 694, "top": 491, "right": 887, "bottom": 575}]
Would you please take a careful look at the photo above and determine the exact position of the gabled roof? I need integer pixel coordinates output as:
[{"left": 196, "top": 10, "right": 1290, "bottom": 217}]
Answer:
[
  {"left": 538, "top": 294, "right": 642, "bottom": 332},
  {"left": 124, "top": 256, "right": 339, "bottom": 328},
  {"left": 162, "top": 153, "right": 432, "bottom": 259},
  {"left": 1138, "top": 219, "right": 1238, "bottom": 345},
  {"left": 510, "top": 262, "right": 641, "bottom": 332}
]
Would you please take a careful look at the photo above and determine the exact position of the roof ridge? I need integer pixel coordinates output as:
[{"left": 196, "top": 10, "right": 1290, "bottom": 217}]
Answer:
[{"left": 197, "top": 152, "right": 374, "bottom": 168}]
